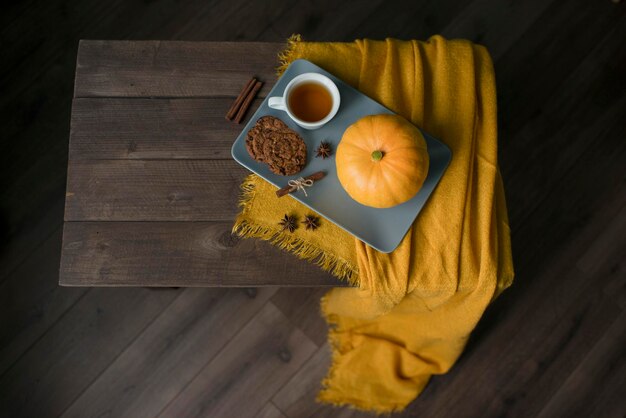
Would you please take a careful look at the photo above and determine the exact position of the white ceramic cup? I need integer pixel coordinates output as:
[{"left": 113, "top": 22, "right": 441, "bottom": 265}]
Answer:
[{"left": 268, "top": 73, "right": 340, "bottom": 130}]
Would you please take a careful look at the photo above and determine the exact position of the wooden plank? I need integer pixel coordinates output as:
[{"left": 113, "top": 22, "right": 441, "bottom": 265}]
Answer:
[
  {"left": 168, "top": 0, "right": 298, "bottom": 42},
  {"left": 348, "top": 0, "right": 475, "bottom": 42},
  {"left": 0, "top": 287, "right": 181, "bottom": 418},
  {"left": 59, "top": 222, "right": 344, "bottom": 287},
  {"left": 500, "top": 18, "right": 626, "bottom": 202},
  {"left": 64, "top": 159, "right": 247, "bottom": 222},
  {"left": 262, "top": 0, "right": 472, "bottom": 43},
  {"left": 74, "top": 41, "right": 282, "bottom": 98},
  {"left": 1, "top": 134, "right": 68, "bottom": 286},
  {"left": 505, "top": 94, "right": 626, "bottom": 244},
  {"left": 157, "top": 302, "right": 318, "bottom": 418},
  {"left": 580, "top": 335, "right": 626, "bottom": 418},
  {"left": 270, "top": 288, "right": 329, "bottom": 347},
  {"left": 496, "top": 205, "right": 626, "bottom": 418},
  {"left": 254, "top": 0, "right": 388, "bottom": 42},
  {"left": 535, "top": 303, "right": 626, "bottom": 418},
  {"left": 254, "top": 403, "right": 287, "bottom": 418},
  {"left": 60, "top": 288, "right": 277, "bottom": 418},
  {"left": 0, "top": 195, "right": 65, "bottom": 284},
  {"left": 494, "top": 0, "right": 625, "bottom": 137},
  {"left": 272, "top": 344, "right": 370, "bottom": 418},
  {"left": 483, "top": 264, "right": 624, "bottom": 417},
  {"left": 69, "top": 98, "right": 262, "bottom": 160},
  {"left": 492, "top": 16, "right": 626, "bottom": 269},
  {"left": 441, "top": 0, "right": 557, "bottom": 60},
  {"left": 0, "top": 227, "right": 86, "bottom": 376},
  {"left": 272, "top": 345, "right": 329, "bottom": 418}
]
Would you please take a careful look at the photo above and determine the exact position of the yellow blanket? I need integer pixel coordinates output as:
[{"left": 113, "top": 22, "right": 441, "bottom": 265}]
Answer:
[{"left": 233, "top": 35, "right": 514, "bottom": 413}]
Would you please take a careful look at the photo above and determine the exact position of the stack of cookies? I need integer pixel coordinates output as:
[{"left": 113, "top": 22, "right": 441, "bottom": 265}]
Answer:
[{"left": 245, "top": 116, "right": 307, "bottom": 176}]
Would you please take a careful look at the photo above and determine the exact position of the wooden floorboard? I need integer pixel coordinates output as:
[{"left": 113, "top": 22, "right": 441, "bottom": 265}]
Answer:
[
  {"left": 494, "top": 0, "right": 624, "bottom": 137},
  {"left": 0, "top": 287, "right": 181, "bottom": 417},
  {"left": 271, "top": 344, "right": 373, "bottom": 418},
  {"left": 255, "top": 402, "right": 288, "bottom": 418},
  {"left": 0, "top": 227, "right": 86, "bottom": 376},
  {"left": 1, "top": 0, "right": 624, "bottom": 416},
  {"left": 549, "top": 310, "right": 624, "bottom": 418},
  {"left": 157, "top": 302, "right": 318, "bottom": 418},
  {"left": 270, "top": 288, "right": 329, "bottom": 347},
  {"left": 440, "top": 0, "right": 558, "bottom": 60},
  {"left": 59, "top": 288, "right": 277, "bottom": 418}
]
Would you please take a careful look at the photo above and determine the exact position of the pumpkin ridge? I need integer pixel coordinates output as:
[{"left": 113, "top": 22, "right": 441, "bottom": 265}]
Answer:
[{"left": 382, "top": 152, "right": 426, "bottom": 169}]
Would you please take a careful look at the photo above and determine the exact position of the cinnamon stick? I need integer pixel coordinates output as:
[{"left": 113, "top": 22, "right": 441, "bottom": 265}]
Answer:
[
  {"left": 234, "top": 80, "right": 263, "bottom": 124},
  {"left": 276, "top": 171, "right": 326, "bottom": 198},
  {"left": 225, "top": 78, "right": 256, "bottom": 121}
]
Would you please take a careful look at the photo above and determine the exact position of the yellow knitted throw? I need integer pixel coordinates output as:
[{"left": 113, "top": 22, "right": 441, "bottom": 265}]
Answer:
[{"left": 233, "top": 35, "right": 514, "bottom": 413}]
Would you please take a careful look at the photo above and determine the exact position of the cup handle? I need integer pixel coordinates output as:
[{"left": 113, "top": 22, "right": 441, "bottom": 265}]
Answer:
[{"left": 268, "top": 96, "right": 287, "bottom": 111}]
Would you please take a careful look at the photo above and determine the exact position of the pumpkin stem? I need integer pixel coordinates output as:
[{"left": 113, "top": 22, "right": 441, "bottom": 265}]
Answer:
[{"left": 371, "top": 150, "right": 384, "bottom": 162}]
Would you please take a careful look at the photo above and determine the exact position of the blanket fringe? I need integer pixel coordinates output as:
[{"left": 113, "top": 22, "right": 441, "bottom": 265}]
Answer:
[
  {"left": 232, "top": 174, "right": 358, "bottom": 285},
  {"left": 317, "top": 295, "right": 407, "bottom": 415},
  {"left": 276, "top": 34, "right": 303, "bottom": 76}
]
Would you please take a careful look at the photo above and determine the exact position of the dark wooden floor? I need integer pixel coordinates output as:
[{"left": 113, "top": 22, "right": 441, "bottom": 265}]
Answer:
[{"left": 1, "top": 0, "right": 625, "bottom": 417}]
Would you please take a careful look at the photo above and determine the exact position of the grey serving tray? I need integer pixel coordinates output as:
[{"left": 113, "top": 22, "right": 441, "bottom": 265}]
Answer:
[{"left": 231, "top": 59, "right": 451, "bottom": 253}]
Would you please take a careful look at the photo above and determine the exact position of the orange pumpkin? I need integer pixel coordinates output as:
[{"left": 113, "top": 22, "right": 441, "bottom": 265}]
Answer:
[{"left": 336, "top": 114, "right": 429, "bottom": 208}]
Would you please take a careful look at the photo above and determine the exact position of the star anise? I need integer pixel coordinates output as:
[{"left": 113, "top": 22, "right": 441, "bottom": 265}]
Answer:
[
  {"left": 315, "top": 141, "right": 332, "bottom": 159},
  {"left": 302, "top": 214, "right": 320, "bottom": 231},
  {"left": 279, "top": 214, "right": 297, "bottom": 233}
]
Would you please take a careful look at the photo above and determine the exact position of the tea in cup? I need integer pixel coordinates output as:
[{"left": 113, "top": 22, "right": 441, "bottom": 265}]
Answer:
[{"left": 268, "top": 73, "right": 340, "bottom": 130}]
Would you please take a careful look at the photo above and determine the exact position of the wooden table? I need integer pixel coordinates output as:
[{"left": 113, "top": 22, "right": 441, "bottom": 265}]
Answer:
[{"left": 59, "top": 40, "right": 344, "bottom": 287}]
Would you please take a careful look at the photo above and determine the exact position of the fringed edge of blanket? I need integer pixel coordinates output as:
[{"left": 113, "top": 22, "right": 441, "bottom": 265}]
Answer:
[
  {"left": 317, "top": 294, "right": 409, "bottom": 415},
  {"left": 276, "top": 34, "right": 303, "bottom": 76},
  {"left": 231, "top": 174, "right": 359, "bottom": 286}
]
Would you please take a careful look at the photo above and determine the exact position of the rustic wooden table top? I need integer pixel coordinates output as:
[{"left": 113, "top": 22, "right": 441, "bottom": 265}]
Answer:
[{"left": 59, "top": 40, "right": 344, "bottom": 287}]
